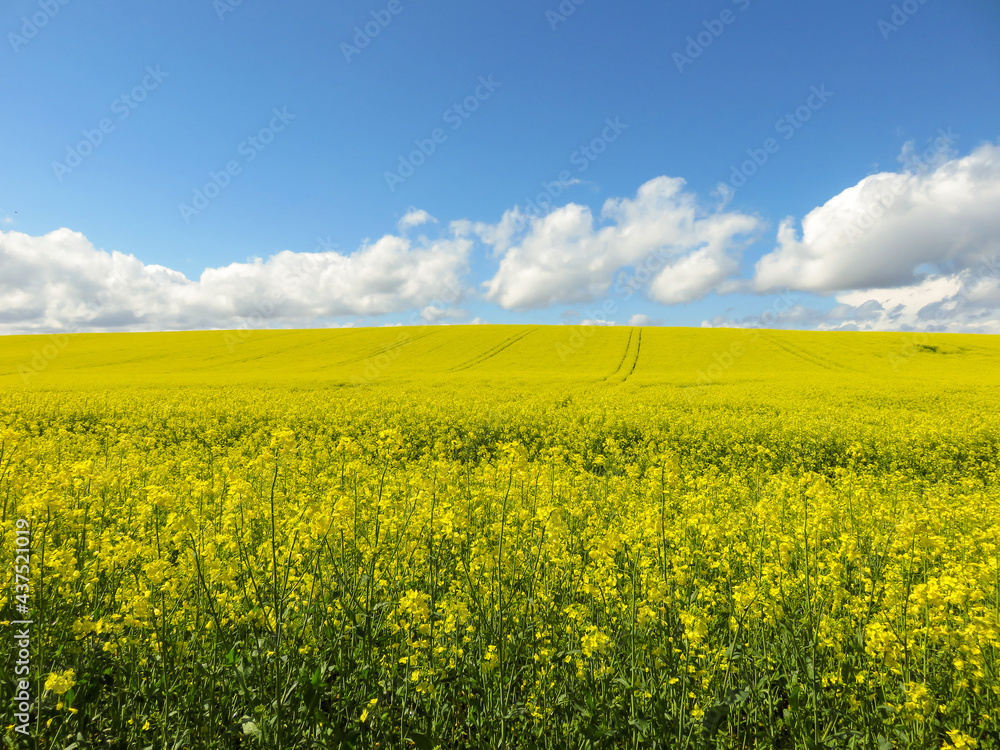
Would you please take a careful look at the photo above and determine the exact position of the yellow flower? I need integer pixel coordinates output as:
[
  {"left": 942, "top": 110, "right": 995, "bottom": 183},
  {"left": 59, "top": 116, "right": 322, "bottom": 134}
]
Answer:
[
  {"left": 945, "top": 730, "right": 978, "bottom": 749},
  {"left": 360, "top": 697, "right": 378, "bottom": 723},
  {"left": 482, "top": 645, "right": 499, "bottom": 672},
  {"left": 903, "top": 682, "right": 934, "bottom": 718},
  {"left": 44, "top": 669, "right": 76, "bottom": 696},
  {"left": 581, "top": 626, "right": 610, "bottom": 658}
]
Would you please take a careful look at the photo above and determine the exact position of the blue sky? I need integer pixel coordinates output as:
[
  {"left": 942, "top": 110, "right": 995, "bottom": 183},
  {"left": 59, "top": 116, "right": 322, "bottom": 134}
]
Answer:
[{"left": 2, "top": 0, "right": 999, "bottom": 334}]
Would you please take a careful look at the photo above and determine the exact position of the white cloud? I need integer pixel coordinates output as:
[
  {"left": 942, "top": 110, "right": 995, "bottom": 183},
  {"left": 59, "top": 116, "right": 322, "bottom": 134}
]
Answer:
[
  {"left": 397, "top": 208, "right": 437, "bottom": 231},
  {"left": 823, "top": 263, "right": 1000, "bottom": 333},
  {"left": 754, "top": 142, "right": 1000, "bottom": 293},
  {"left": 452, "top": 209, "right": 527, "bottom": 258},
  {"left": 419, "top": 305, "right": 468, "bottom": 324},
  {"left": 647, "top": 243, "right": 740, "bottom": 305},
  {"left": 477, "top": 176, "right": 762, "bottom": 310},
  {"left": 628, "top": 313, "right": 656, "bottom": 326},
  {"left": 0, "top": 227, "right": 470, "bottom": 334},
  {"left": 704, "top": 261, "right": 1000, "bottom": 333}
]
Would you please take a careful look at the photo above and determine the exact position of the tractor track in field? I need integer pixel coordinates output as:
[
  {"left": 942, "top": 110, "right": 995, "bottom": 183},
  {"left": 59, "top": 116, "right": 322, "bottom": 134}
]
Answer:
[
  {"left": 602, "top": 327, "right": 641, "bottom": 383},
  {"left": 601, "top": 328, "right": 634, "bottom": 382},
  {"left": 622, "top": 329, "right": 642, "bottom": 382},
  {"left": 330, "top": 329, "right": 442, "bottom": 367},
  {"left": 779, "top": 336, "right": 857, "bottom": 372},
  {"left": 766, "top": 335, "right": 845, "bottom": 373},
  {"left": 448, "top": 328, "right": 539, "bottom": 372},
  {"left": 214, "top": 329, "right": 372, "bottom": 367}
]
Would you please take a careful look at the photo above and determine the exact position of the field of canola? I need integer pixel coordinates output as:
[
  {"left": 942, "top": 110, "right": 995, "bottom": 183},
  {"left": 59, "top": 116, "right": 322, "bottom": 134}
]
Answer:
[{"left": 1, "top": 325, "right": 999, "bottom": 749}]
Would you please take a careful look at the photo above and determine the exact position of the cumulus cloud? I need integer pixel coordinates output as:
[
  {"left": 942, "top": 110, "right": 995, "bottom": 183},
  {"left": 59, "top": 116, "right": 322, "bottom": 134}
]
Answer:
[
  {"left": 705, "top": 261, "right": 1000, "bottom": 333},
  {"left": 474, "top": 176, "right": 762, "bottom": 310},
  {"left": 628, "top": 313, "right": 658, "bottom": 326},
  {"left": 823, "top": 263, "right": 1000, "bottom": 333},
  {"left": 754, "top": 142, "right": 1000, "bottom": 293},
  {"left": 397, "top": 208, "right": 437, "bottom": 231},
  {"left": 0, "top": 227, "right": 470, "bottom": 334},
  {"left": 419, "top": 305, "right": 468, "bottom": 324}
]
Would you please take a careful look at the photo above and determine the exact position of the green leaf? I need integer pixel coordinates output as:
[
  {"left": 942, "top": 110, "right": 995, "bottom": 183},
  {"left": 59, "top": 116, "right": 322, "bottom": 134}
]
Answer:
[
  {"left": 242, "top": 720, "right": 262, "bottom": 741},
  {"left": 628, "top": 717, "right": 650, "bottom": 736},
  {"left": 703, "top": 704, "right": 729, "bottom": 736}
]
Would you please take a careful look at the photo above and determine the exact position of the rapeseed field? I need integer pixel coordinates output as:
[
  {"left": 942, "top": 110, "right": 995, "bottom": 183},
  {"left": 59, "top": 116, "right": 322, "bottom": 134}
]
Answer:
[{"left": 1, "top": 326, "right": 998, "bottom": 748}]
